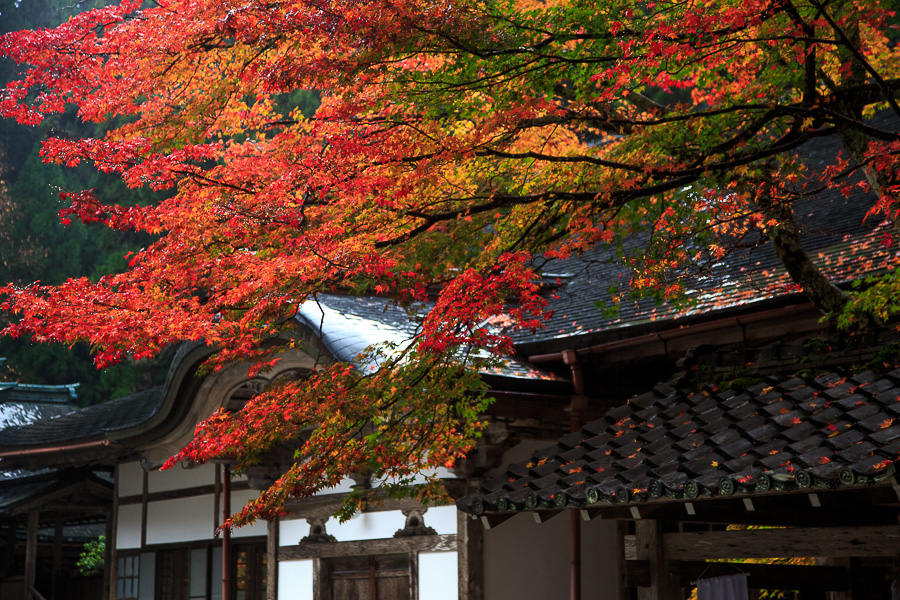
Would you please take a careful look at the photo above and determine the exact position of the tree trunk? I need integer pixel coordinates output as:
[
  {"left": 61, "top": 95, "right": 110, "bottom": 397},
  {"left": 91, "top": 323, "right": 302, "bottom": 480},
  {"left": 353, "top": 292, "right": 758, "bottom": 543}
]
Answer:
[{"left": 760, "top": 195, "right": 851, "bottom": 316}]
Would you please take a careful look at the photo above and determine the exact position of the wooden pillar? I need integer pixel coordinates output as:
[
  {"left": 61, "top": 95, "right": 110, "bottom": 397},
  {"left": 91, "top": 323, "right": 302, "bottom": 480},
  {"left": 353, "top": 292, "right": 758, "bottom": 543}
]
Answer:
[
  {"left": 312, "top": 558, "right": 329, "bottom": 600},
  {"left": 635, "top": 520, "right": 679, "bottom": 600},
  {"left": 140, "top": 468, "right": 148, "bottom": 548},
  {"left": 222, "top": 465, "right": 232, "bottom": 600},
  {"left": 25, "top": 511, "right": 38, "bottom": 600},
  {"left": 615, "top": 521, "right": 630, "bottom": 600},
  {"left": 823, "top": 557, "right": 852, "bottom": 600},
  {"left": 457, "top": 512, "right": 484, "bottom": 600},
  {"left": 408, "top": 551, "right": 419, "bottom": 600},
  {"left": 4, "top": 520, "right": 16, "bottom": 579},
  {"left": 52, "top": 517, "right": 63, "bottom": 600},
  {"left": 267, "top": 517, "right": 279, "bottom": 600},
  {"left": 214, "top": 464, "right": 221, "bottom": 531},
  {"left": 571, "top": 509, "right": 581, "bottom": 600},
  {"left": 108, "top": 467, "right": 120, "bottom": 600}
]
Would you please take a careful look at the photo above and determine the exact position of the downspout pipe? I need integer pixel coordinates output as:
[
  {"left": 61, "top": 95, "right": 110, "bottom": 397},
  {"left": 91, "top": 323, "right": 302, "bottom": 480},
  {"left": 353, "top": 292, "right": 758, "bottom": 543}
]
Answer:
[{"left": 562, "top": 350, "right": 586, "bottom": 600}]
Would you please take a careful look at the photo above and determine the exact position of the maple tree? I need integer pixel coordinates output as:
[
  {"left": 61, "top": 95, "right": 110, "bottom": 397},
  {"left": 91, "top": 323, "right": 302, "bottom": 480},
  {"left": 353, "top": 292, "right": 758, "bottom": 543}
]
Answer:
[{"left": 0, "top": 0, "right": 898, "bottom": 524}]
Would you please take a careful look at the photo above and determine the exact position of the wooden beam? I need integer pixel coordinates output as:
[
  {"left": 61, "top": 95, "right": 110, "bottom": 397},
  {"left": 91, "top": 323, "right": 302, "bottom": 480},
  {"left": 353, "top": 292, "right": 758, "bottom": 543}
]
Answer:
[
  {"left": 458, "top": 513, "right": 483, "bottom": 600},
  {"left": 533, "top": 510, "right": 563, "bottom": 524},
  {"left": 626, "top": 560, "right": 849, "bottom": 591},
  {"left": 615, "top": 521, "right": 629, "bottom": 600},
  {"left": 140, "top": 468, "right": 148, "bottom": 549},
  {"left": 664, "top": 525, "right": 900, "bottom": 560},
  {"left": 312, "top": 558, "right": 328, "bottom": 600},
  {"left": 634, "top": 520, "right": 679, "bottom": 600},
  {"left": 52, "top": 518, "right": 63, "bottom": 600},
  {"left": 480, "top": 514, "right": 515, "bottom": 530},
  {"left": 280, "top": 534, "right": 457, "bottom": 560},
  {"left": 108, "top": 468, "right": 120, "bottom": 600},
  {"left": 580, "top": 508, "right": 602, "bottom": 522},
  {"left": 267, "top": 517, "right": 279, "bottom": 600},
  {"left": 408, "top": 551, "right": 419, "bottom": 600},
  {"left": 283, "top": 494, "right": 447, "bottom": 520},
  {"left": 25, "top": 511, "right": 37, "bottom": 600}
]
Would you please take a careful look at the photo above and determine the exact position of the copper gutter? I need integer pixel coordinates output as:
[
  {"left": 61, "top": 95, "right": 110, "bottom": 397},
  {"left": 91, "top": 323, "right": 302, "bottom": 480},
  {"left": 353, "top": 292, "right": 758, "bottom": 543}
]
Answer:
[
  {"left": 529, "top": 303, "right": 813, "bottom": 364},
  {"left": 0, "top": 439, "right": 117, "bottom": 459}
]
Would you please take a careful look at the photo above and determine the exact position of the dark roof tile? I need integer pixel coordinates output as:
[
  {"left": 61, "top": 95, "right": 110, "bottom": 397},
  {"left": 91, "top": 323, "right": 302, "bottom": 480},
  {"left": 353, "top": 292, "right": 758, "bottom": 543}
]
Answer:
[
  {"left": 735, "top": 414, "right": 768, "bottom": 432},
  {"left": 857, "top": 414, "right": 897, "bottom": 433},
  {"left": 558, "top": 430, "right": 590, "bottom": 449},
  {"left": 772, "top": 410, "right": 806, "bottom": 427},
  {"left": 744, "top": 423, "right": 781, "bottom": 443},
  {"left": 823, "top": 382, "right": 858, "bottom": 401},
  {"left": 795, "top": 448, "right": 835, "bottom": 469},
  {"left": 461, "top": 368, "right": 900, "bottom": 515},
  {"left": 762, "top": 400, "right": 793, "bottom": 416},
  {"left": 788, "top": 434, "right": 827, "bottom": 455},
  {"left": 870, "top": 425, "right": 900, "bottom": 445},
  {"left": 719, "top": 437, "right": 755, "bottom": 459},
  {"left": 838, "top": 395, "right": 872, "bottom": 411},
  {"left": 645, "top": 447, "right": 682, "bottom": 469},
  {"left": 781, "top": 422, "right": 818, "bottom": 443},
  {"left": 787, "top": 386, "right": 821, "bottom": 405},
  {"left": 709, "top": 427, "right": 742, "bottom": 446},
  {"left": 777, "top": 377, "right": 807, "bottom": 392},
  {"left": 835, "top": 441, "right": 878, "bottom": 463},
  {"left": 857, "top": 377, "right": 895, "bottom": 396}
]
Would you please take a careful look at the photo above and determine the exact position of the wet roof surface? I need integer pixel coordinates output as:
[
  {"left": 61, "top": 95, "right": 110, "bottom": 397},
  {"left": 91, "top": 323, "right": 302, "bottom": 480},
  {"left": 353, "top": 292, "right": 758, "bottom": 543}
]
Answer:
[
  {"left": 511, "top": 115, "right": 900, "bottom": 350},
  {"left": 458, "top": 368, "right": 900, "bottom": 515},
  {"left": 297, "top": 294, "right": 563, "bottom": 380},
  {"left": 0, "top": 386, "right": 163, "bottom": 448}
]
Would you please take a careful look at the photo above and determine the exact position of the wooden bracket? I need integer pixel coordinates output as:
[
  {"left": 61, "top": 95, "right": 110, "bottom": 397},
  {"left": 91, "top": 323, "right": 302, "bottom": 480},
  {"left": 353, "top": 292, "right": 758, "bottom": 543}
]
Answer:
[
  {"left": 533, "top": 510, "right": 563, "bottom": 524},
  {"left": 480, "top": 513, "right": 515, "bottom": 530},
  {"left": 580, "top": 508, "right": 603, "bottom": 522}
]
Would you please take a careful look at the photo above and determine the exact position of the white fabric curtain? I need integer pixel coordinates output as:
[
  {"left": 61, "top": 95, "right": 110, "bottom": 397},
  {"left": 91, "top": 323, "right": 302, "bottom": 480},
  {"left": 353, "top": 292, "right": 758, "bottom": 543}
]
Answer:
[{"left": 696, "top": 573, "right": 749, "bottom": 600}]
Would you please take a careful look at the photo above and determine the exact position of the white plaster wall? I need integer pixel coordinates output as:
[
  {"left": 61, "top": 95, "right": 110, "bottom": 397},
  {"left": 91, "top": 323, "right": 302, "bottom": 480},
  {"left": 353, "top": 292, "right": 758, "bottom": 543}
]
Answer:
[
  {"left": 582, "top": 518, "right": 621, "bottom": 598},
  {"left": 117, "top": 504, "right": 142, "bottom": 550},
  {"left": 228, "top": 489, "right": 269, "bottom": 538},
  {"left": 422, "top": 505, "right": 457, "bottom": 535},
  {"left": 483, "top": 514, "right": 619, "bottom": 600},
  {"left": 279, "top": 510, "right": 408, "bottom": 542},
  {"left": 279, "top": 505, "right": 455, "bottom": 545},
  {"left": 118, "top": 461, "right": 145, "bottom": 497},
  {"left": 148, "top": 461, "right": 217, "bottom": 493},
  {"left": 329, "top": 509, "right": 405, "bottom": 541},
  {"left": 279, "top": 518, "right": 307, "bottom": 547},
  {"left": 419, "top": 551, "right": 458, "bottom": 600},
  {"left": 320, "top": 477, "right": 356, "bottom": 494},
  {"left": 146, "top": 495, "right": 216, "bottom": 544},
  {"left": 278, "top": 559, "right": 314, "bottom": 600}
]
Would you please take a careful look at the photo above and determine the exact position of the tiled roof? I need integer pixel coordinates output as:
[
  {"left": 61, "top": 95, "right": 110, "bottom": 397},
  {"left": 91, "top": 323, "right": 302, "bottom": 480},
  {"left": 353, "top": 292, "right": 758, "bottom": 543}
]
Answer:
[
  {"left": 0, "top": 386, "right": 163, "bottom": 448},
  {"left": 297, "top": 294, "right": 563, "bottom": 381},
  {"left": 457, "top": 368, "right": 900, "bottom": 515},
  {"left": 511, "top": 114, "right": 900, "bottom": 351},
  {"left": 0, "top": 384, "right": 79, "bottom": 431},
  {"left": 0, "top": 473, "right": 61, "bottom": 509},
  {"left": 0, "top": 382, "right": 79, "bottom": 404}
]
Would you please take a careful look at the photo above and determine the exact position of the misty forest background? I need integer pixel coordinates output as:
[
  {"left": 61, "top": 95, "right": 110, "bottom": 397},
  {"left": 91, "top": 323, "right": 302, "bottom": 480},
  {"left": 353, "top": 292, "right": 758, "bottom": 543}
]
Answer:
[{"left": 0, "top": 0, "right": 320, "bottom": 405}]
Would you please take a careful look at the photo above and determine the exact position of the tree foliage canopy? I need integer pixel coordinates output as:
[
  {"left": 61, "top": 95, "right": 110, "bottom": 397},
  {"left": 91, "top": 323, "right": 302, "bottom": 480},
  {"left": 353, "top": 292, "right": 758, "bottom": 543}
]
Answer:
[{"left": 1, "top": 0, "right": 898, "bottom": 523}]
